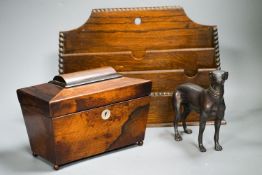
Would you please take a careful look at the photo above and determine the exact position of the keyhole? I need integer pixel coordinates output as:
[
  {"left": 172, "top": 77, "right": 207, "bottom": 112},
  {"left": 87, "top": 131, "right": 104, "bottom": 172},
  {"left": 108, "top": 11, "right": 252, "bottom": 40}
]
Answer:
[
  {"left": 101, "top": 109, "right": 111, "bottom": 120},
  {"left": 134, "top": 17, "right": 141, "bottom": 25}
]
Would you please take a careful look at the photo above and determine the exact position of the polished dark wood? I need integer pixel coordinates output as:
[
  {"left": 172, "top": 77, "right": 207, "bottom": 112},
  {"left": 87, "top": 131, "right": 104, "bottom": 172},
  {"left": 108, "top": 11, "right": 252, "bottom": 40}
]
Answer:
[
  {"left": 53, "top": 97, "right": 150, "bottom": 165},
  {"left": 17, "top": 67, "right": 152, "bottom": 169},
  {"left": 58, "top": 6, "right": 221, "bottom": 126}
]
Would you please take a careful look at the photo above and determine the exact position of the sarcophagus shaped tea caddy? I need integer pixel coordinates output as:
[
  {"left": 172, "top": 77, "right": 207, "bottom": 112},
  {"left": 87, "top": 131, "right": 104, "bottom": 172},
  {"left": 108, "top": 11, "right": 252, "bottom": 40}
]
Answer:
[{"left": 17, "top": 67, "right": 152, "bottom": 169}]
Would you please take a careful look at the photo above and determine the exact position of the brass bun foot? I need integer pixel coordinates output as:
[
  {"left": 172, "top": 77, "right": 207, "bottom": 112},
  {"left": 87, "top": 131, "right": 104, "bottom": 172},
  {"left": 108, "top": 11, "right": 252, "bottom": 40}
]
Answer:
[
  {"left": 32, "top": 152, "right": 38, "bottom": 157},
  {"left": 137, "top": 140, "right": 144, "bottom": 146},
  {"left": 53, "top": 164, "right": 59, "bottom": 170}
]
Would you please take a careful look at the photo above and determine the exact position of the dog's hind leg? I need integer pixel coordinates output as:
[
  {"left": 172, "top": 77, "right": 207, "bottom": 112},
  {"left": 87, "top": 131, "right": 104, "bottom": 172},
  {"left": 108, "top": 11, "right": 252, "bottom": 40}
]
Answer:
[
  {"left": 173, "top": 91, "right": 182, "bottom": 141},
  {"left": 181, "top": 105, "right": 192, "bottom": 134}
]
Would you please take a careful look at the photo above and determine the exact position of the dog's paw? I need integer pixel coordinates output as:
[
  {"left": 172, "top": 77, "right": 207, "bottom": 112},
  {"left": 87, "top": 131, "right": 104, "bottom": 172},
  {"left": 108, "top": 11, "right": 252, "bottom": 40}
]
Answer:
[
  {"left": 199, "top": 145, "right": 207, "bottom": 152},
  {"left": 175, "top": 134, "right": 182, "bottom": 141},
  {"left": 184, "top": 128, "right": 192, "bottom": 134},
  {"left": 215, "top": 144, "right": 223, "bottom": 151}
]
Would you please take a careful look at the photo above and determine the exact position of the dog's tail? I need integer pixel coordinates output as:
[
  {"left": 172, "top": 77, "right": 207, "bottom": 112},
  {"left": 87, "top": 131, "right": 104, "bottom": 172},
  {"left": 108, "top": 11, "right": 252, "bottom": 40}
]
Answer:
[
  {"left": 172, "top": 89, "right": 182, "bottom": 127},
  {"left": 172, "top": 89, "right": 183, "bottom": 115},
  {"left": 172, "top": 90, "right": 178, "bottom": 114}
]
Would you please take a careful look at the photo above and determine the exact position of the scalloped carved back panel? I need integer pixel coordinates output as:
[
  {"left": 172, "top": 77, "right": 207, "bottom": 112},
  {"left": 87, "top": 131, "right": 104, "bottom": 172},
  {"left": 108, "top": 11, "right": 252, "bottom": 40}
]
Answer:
[{"left": 58, "top": 6, "right": 221, "bottom": 126}]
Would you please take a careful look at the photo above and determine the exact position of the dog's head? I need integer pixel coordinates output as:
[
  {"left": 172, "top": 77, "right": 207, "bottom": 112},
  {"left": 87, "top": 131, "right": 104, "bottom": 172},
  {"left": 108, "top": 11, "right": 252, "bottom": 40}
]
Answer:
[{"left": 209, "top": 70, "right": 228, "bottom": 86}]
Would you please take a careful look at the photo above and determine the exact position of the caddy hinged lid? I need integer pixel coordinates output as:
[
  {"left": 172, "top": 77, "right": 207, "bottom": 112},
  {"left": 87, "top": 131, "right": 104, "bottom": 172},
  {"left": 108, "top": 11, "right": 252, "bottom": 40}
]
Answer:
[{"left": 17, "top": 67, "right": 152, "bottom": 118}]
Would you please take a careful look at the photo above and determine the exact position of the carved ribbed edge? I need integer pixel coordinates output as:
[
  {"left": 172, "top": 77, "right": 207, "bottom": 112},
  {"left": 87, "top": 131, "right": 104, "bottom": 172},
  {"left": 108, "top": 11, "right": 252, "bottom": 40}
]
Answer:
[
  {"left": 150, "top": 91, "right": 173, "bottom": 97},
  {"left": 92, "top": 6, "right": 182, "bottom": 13},
  {"left": 213, "top": 26, "right": 221, "bottom": 70},
  {"left": 59, "top": 32, "right": 64, "bottom": 74}
]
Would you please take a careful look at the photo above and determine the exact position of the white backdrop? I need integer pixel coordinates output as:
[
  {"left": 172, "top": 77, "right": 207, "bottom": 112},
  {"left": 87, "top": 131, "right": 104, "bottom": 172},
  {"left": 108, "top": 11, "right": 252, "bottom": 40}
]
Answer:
[{"left": 0, "top": 0, "right": 262, "bottom": 174}]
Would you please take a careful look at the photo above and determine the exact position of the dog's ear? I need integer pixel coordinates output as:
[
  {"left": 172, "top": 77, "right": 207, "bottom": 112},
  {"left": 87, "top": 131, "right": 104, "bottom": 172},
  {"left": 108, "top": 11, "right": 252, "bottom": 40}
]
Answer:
[{"left": 223, "top": 72, "right": 229, "bottom": 80}]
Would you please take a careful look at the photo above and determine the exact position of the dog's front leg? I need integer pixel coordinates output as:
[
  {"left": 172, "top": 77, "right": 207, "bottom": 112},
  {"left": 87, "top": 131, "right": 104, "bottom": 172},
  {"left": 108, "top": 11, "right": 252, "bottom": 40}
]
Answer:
[
  {"left": 214, "top": 119, "right": 223, "bottom": 151},
  {"left": 198, "top": 113, "right": 207, "bottom": 152}
]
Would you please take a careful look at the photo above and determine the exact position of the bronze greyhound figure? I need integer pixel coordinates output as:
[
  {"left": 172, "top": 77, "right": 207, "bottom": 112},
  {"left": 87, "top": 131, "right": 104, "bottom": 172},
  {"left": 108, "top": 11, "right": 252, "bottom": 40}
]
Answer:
[{"left": 173, "top": 70, "right": 228, "bottom": 152}]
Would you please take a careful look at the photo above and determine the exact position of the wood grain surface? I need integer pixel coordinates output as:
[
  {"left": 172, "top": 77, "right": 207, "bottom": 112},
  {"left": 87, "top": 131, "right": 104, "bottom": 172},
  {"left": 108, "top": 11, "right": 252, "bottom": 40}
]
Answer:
[
  {"left": 53, "top": 97, "right": 150, "bottom": 165},
  {"left": 17, "top": 68, "right": 152, "bottom": 168},
  {"left": 58, "top": 6, "right": 221, "bottom": 126},
  {"left": 50, "top": 77, "right": 151, "bottom": 117}
]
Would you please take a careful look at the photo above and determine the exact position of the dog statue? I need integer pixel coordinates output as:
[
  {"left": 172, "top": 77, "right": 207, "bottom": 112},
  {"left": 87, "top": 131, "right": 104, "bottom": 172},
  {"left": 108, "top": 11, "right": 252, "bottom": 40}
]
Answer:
[{"left": 172, "top": 70, "right": 228, "bottom": 152}]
